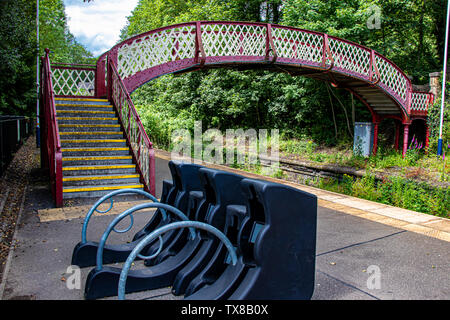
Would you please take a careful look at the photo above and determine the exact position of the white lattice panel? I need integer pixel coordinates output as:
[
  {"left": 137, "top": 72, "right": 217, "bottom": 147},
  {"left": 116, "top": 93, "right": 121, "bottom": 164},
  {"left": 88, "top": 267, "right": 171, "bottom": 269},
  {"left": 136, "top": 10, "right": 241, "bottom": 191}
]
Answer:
[
  {"left": 272, "top": 27, "right": 323, "bottom": 64},
  {"left": 201, "top": 23, "right": 266, "bottom": 57},
  {"left": 52, "top": 68, "right": 95, "bottom": 96},
  {"left": 375, "top": 55, "right": 408, "bottom": 103},
  {"left": 118, "top": 25, "right": 197, "bottom": 79},
  {"left": 411, "top": 92, "right": 430, "bottom": 111},
  {"left": 328, "top": 38, "right": 370, "bottom": 77}
]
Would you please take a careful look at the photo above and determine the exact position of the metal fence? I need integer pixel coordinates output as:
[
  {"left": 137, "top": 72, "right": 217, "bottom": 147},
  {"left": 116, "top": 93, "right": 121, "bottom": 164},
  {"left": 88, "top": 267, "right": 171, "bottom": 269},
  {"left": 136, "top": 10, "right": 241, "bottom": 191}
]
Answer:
[{"left": 0, "top": 116, "right": 34, "bottom": 176}]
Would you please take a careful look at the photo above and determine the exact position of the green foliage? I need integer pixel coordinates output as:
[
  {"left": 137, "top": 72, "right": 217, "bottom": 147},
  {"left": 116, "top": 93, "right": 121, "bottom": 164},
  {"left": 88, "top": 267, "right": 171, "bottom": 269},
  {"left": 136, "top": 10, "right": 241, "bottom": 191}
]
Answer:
[
  {"left": 0, "top": 0, "right": 93, "bottom": 116},
  {"left": 318, "top": 173, "right": 449, "bottom": 218},
  {"left": 283, "top": 0, "right": 443, "bottom": 83},
  {"left": 39, "top": 0, "right": 94, "bottom": 63},
  {"left": 0, "top": 0, "right": 36, "bottom": 116},
  {"left": 280, "top": 138, "right": 317, "bottom": 156}
]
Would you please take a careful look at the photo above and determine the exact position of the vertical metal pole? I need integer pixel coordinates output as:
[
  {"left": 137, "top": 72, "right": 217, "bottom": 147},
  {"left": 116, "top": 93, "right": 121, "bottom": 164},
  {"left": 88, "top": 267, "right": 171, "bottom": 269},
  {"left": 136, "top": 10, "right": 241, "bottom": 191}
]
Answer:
[
  {"left": 437, "top": 0, "right": 450, "bottom": 156},
  {"left": 36, "top": 0, "right": 40, "bottom": 148},
  {"left": 402, "top": 123, "right": 410, "bottom": 158}
]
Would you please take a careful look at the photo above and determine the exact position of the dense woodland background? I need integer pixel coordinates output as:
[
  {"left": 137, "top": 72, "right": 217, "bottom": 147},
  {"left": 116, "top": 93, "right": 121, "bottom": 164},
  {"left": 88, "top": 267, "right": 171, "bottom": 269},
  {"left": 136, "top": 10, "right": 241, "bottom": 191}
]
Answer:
[{"left": 0, "top": 0, "right": 448, "bottom": 151}]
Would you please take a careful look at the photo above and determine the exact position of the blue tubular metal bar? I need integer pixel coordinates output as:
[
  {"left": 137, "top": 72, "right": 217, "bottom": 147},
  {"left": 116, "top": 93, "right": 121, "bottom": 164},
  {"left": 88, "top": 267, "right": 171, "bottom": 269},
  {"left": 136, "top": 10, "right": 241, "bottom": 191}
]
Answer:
[
  {"left": 137, "top": 235, "right": 164, "bottom": 260},
  {"left": 117, "top": 221, "right": 238, "bottom": 300},
  {"left": 96, "top": 203, "right": 197, "bottom": 271},
  {"left": 81, "top": 189, "right": 166, "bottom": 243}
]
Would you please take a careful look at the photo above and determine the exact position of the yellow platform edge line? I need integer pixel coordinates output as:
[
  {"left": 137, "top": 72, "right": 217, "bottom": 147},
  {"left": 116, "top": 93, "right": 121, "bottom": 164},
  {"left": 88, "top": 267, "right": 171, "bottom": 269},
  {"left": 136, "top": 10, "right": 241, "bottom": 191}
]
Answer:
[
  {"left": 62, "top": 156, "right": 132, "bottom": 161},
  {"left": 62, "top": 165, "right": 135, "bottom": 171},
  {"left": 56, "top": 104, "right": 112, "bottom": 107},
  {"left": 61, "top": 147, "right": 129, "bottom": 152},
  {"left": 57, "top": 110, "right": 115, "bottom": 114},
  {"left": 59, "top": 132, "right": 123, "bottom": 135},
  {"left": 57, "top": 117, "right": 118, "bottom": 120},
  {"left": 56, "top": 98, "right": 109, "bottom": 102},
  {"left": 63, "top": 174, "right": 139, "bottom": 182},
  {"left": 63, "top": 185, "right": 143, "bottom": 193},
  {"left": 60, "top": 139, "right": 126, "bottom": 143},
  {"left": 59, "top": 124, "right": 120, "bottom": 127}
]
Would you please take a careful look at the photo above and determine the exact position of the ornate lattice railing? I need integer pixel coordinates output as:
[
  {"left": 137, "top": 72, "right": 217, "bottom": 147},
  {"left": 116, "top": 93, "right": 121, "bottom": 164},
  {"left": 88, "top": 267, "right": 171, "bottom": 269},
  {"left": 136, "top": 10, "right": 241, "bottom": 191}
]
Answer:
[
  {"left": 99, "top": 21, "right": 419, "bottom": 116},
  {"left": 51, "top": 63, "right": 96, "bottom": 97},
  {"left": 411, "top": 92, "right": 434, "bottom": 115},
  {"left": 109, "top": 61, "right": 155, "bottom": 195},
  {"left": 41, "top": 50, "right": 63, "bottom": 207}
]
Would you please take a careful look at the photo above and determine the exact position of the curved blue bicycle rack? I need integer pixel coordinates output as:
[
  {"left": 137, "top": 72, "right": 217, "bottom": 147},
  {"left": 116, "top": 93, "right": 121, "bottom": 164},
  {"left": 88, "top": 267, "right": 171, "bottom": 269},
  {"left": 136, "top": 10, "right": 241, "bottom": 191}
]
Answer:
[
  {"left": 94, "top": 202, "right": 196, "bottom": 271},
  {"left": 83, "top": 168, "right": 220, "bottom": 300},
  {"left": 71, "top": 189, "right": 166, "bottom": 268},
  {"left": 71, "top": 161, "right": 204, "bottom": 268},
  {"left": 81, "top": 189, "right": 165, "bottom": 244},
  {"left": 118, "top": 220, "right": 238, "bottom": 300},
  {"left": 72, "top": 161, "right": 318, "bottom": 300}
]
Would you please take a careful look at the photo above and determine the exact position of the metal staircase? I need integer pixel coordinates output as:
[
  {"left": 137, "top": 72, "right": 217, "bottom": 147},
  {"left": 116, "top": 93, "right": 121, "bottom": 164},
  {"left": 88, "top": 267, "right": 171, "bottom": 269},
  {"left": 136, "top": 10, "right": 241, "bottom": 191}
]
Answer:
[{"left": 55, "top": 97, "right": 143, "bottom": 199}]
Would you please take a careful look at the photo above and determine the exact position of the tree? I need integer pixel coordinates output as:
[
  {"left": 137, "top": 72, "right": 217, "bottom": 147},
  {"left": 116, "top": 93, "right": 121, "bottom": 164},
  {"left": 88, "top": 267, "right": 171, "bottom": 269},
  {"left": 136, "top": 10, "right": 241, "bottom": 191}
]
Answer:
[
  {"left": 0, "top": 0, "right": 94, "bottom": 116},
  {"left": 39, "top": 0, "right": 94, "bottom": 63},
  {"left": 0, "top": 0, "right": 36, "bottom": 116}
]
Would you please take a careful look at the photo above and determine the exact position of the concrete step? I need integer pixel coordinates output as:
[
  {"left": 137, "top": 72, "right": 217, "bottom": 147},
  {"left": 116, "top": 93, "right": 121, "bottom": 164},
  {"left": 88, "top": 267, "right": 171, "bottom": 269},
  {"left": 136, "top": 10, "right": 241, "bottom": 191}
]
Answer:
[
  {"left": 62, "top": 173, "right": 141, "bottom": 186},
  {"left": 54, "top": 97, "right": 147, "bottom": 201},
  {"left": 58, "top": 124, "right": 122, "bottom": 132},
  {"left": 62, "top": 155, "right": 133, "bottom": 166},
  {"left": 56, "top": 104, "right": 114, "bottom": 112},
  {"left": 62, "top": 183, "right": 144, "bottom": 199},
  {"left": 57, "top": 117, "right": 119, "bottom": 125},
  {"left": 62, "top": 164, "right": 137, "bottom": 176},
  {"left": 60, "top": 139, "right": 127, "bottom": 148},
  {"left": 61, "top": 147, "right": 130, "bottom": 157},
  {"left": 55, "top": 98, "right": 110, "bottom": 106},
  {"left": 56, "top": 110, "right": 117, "bottom": 118},
  {"left": 59, "top": 131, "right": 124, "bottom": 139}
]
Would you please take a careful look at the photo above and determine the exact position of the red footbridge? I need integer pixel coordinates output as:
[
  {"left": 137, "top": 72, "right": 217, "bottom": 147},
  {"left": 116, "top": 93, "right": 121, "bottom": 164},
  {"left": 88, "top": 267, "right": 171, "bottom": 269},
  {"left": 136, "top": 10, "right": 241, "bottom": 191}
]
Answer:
[{"left": 40, "top": 21, "right": 434, "bottom": 206}]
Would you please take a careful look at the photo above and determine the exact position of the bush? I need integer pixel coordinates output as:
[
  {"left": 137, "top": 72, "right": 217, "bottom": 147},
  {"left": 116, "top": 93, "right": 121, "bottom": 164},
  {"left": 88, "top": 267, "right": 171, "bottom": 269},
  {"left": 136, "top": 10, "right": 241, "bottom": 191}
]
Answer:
[{"left": 318, "top": 174, "right": 449, "bottom": 218}]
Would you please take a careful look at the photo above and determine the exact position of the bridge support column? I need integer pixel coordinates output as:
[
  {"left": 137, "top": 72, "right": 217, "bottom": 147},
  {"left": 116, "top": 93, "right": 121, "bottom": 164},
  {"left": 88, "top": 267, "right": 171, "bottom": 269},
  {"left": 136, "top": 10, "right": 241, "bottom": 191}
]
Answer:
[
  {"left": 425, "top": 120, "right": 430, "bottom": 152},
  {"left": 402, "top": 122, "right": 411, "bottom": 158},
  {"left": 372, "top": 121, "right": 379, "bottom": 156},
  {"left": 394, "top": 122, "right": 400, "bottom": 151}
]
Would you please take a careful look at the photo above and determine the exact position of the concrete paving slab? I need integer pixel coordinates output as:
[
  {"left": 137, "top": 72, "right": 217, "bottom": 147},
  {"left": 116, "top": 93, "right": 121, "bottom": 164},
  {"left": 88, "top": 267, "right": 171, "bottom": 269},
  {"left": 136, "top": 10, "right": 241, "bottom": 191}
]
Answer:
[{"left": 369, "top": 207, "right": 439, "bottom": 224}]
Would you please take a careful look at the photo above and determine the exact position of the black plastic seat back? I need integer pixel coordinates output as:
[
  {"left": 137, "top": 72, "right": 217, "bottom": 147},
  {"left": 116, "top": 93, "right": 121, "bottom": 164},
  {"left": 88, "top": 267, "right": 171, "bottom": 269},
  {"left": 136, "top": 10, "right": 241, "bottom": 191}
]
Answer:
[
  {"left": 187, "top": 178, "right": 317, "bottom": 300},
  {"left": 229, "top": 178, "right": 317, "bottom": 300},
  {"left": 197, "top": 168, "right": 248, "bottom": 230}
]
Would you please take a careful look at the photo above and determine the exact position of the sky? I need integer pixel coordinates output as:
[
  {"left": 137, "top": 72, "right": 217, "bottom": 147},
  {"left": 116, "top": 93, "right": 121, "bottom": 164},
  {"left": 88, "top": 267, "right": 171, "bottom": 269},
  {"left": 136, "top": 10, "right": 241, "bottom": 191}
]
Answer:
[{"left": 63, "top": 0, "right": 139, "bottom": 57}]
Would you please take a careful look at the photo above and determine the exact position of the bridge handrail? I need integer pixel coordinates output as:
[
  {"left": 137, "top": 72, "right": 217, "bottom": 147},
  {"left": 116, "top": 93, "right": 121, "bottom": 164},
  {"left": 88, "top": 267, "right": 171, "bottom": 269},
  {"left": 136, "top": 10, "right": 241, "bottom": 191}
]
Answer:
[
  {"left": 42, "top": 49, "right": 63, "bottom": 207},
  {"left": 410, "top": 91, "right": 434, "bottom": 115},
  {"left": 51, "top": 62, "right": 96, "bottom": 97},
  {"left": 108, "top": 60, "right": 156, "bottom": 195},
  {"left": 97, "top": 21, "right": 415, "bottom": 115}
]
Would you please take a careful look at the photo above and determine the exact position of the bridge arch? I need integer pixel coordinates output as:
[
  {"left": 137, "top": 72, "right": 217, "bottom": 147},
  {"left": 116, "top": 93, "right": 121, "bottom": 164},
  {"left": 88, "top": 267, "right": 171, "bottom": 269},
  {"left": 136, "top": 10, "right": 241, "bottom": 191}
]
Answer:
[{"left": 94, "top": 21, "right": 433, "bottom": 156}]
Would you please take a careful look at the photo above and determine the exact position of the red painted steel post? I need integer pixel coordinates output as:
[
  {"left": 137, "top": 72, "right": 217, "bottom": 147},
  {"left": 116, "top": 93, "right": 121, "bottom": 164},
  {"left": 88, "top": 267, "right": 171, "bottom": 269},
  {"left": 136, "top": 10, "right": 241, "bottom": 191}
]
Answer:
[
  {"left": 195, "top": 22, "right": 205, "bottom": 67},
  {"left": 369, "top": 50, "right": 374, "bottom": 83},
  {"left": 55, "top": 151, "right": 63, "bottom": 207},
  {"left": 373, "top": 121, "right": 379, "bottom": 156},
  {"left": 425, "top": 120, "right": 430, "bottom": 152},
  {"left": 402, "top": 122, "right": 411, "bottom": 158},
  {"left": 148, "top": 147, "right": 156, "bottom": 196},
  {"left": 95, "top": 55, "right": 107, "bottom": 98}
]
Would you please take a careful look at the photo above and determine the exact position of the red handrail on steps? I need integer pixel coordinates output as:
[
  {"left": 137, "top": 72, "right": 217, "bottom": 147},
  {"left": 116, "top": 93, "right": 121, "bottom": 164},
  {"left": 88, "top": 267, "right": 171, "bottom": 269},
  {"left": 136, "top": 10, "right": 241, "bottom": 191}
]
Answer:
[
  {"left": 108, "top": 60, "right": 156, "bottom": 196},
  {"left": 41, "top": 49, "right": 63, "bottom": 207}
]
